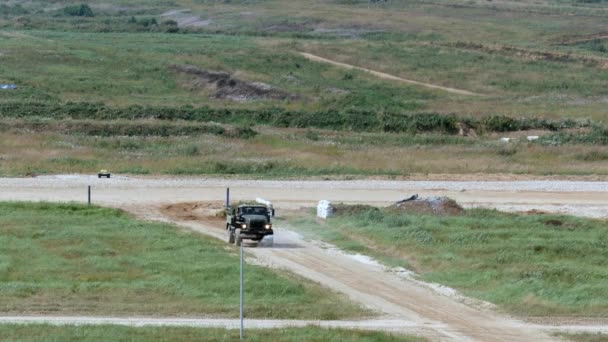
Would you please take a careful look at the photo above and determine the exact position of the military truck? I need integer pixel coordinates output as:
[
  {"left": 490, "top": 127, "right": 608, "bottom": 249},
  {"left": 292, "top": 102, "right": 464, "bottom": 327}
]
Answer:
[{"left": 226, "top": 204, "right": 274, "bottom": 246}]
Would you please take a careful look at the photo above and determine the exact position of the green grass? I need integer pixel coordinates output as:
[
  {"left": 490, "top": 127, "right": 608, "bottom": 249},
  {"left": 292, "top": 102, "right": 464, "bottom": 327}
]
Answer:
[
  {"left": 0, "top": 202, "right": 368, "bottom": 319},
  {"left": 2, "top": 126, "right": 608, "bottom": 177},
  {"left": 1, "top": 0, "right": 608, "bottom": 177},
  {"left": 558, "top": 333, "right": 608, "bottom": 342},
  {"left": 0, "top": 324, "right": 423, "bottom": 342},
  {"left": 283, "top": 207, "right": 608, "bottom": 317},
  {"left": 0, "top": 30, "right": 434, "bottom": 111}
]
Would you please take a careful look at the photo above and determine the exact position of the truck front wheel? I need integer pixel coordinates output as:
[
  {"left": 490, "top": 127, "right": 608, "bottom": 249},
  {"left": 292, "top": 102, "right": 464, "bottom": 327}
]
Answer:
[
  {"left": 227, "top": 226, "right": 235, "bottom": 244},
  {"left": 235, "top": 228, "right": 242, "bottom": 246}
]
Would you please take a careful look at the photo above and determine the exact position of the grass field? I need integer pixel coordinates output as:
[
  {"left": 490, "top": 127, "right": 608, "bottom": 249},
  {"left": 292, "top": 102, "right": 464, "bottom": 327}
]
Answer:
[
  {"left": 283, "top": 206, "right": 608, "bottom": 317},
  {"left": 1, "top": 0, "right": 608, "bottom": 177},
  {"left": 0, "top": 202, "right": 367, "bottom": 319},
  {"left": 559, "top": 333, "right": 608, "bottom": 342},
  {"left": 0, "top": 324, "right": 423, "bottom": 342},
  {"left": 2, "top": 126, "right": 608, "bottom": 177}
]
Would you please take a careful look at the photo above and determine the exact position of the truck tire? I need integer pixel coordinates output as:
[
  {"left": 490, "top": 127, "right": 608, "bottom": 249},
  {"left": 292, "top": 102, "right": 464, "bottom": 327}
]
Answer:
[
  {"left": 235, "top": 228, "right": 242, "bottom": 246},
  {"left": 227, "top": 226, "right": 235, "bottom": 244}
]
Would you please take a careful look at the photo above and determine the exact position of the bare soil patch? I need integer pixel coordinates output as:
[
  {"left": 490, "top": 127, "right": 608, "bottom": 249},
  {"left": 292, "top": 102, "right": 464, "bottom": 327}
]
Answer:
[
  {"left": 170, "top": 64, "right": 298, "bottom": 102},
  {"left": 544, "top": 219, "right": 563, "bottom": 226},
  {"left": 160, "top": 201, "right": 224, "bottom": 223},
  {"left": 388, "top": 196, "right": 464, "bottom": 216},
  {"left": 332, "top": 197, "right": 464, "bottom": 216}
]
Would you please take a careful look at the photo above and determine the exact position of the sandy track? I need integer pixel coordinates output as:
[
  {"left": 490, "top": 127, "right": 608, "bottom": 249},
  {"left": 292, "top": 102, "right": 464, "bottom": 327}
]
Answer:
[
  {"left": 2, "top": 315, "right": 606, "bottom": 336},
  {"left": 561, "top": 34, "right": 608, "bottom": 45},
  {"left": 1, "top": 176, "right": 607, "bottom": 218},
  {"left": 299, "top": 52, "right": 482, "bottom": 96}
]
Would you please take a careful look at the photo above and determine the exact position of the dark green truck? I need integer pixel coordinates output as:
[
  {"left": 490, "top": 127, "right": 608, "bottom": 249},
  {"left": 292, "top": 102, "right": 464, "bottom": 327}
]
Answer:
[{"left": 226, "top": 204, "right": 274, "bottom": 246}]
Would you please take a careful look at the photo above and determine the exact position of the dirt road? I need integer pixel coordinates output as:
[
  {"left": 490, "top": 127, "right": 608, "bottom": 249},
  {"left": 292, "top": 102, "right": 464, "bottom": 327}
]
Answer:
[
  {"left": 2, "top": 176, "right": 608, "bottom": 341},
  {"left": 299, "top": 52, "right": 482, "bottom": 96},
  {"left": 2, "top": 176, "right": 607, "bottom": 218},
  {"left": 1, "top": 315, "right": 606, "bottom": 336}
]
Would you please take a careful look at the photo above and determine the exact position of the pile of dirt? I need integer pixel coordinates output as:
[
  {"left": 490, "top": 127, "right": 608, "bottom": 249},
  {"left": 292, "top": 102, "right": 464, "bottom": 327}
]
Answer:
[
  {"left": 457, "top": 122, "right": 477, "bottom": 137},
  {"left": 170, "top": 64, "right": 297, "bottom": 102},
  {"left": 161, "top": 201, "right": 224, "bottom": 221},
  {"left": 524, "top": 209, "right": 548, "bottom": 215},
  {"left": 388, "top": 196, "right": 464, "bottom": 216}
]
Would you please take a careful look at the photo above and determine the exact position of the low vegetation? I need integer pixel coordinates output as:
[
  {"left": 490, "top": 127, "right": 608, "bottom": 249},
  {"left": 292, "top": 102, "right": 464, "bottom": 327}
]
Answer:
[
  {"left": 0, "top": 325, "right": 422, "bottom": 342},
  {"left": 0, "top": 202, "right": 367, "bottom": 319},
  {"left": 2, "top": 126, "right": 608, "bottom": 177},
  {"left": 284, "top": 205, "right": 608, "bottom": 317},
  {"left": 0, "top": 102, "right": 591, "bottom": 134},
  {"left": 558, "top": 333, "right": 608, "bottom": 342},
  {"left": 1, "top": 0, "right": 608, "bottom": 177}
]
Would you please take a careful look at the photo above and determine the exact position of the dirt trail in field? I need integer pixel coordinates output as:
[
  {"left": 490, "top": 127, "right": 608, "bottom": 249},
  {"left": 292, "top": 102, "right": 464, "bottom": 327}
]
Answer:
[
  {"left": 560, "top": 34, "right": 608, "bottom": 45},
  {"left": 299, "top": 52, "right": 482, "bottom": 96}
]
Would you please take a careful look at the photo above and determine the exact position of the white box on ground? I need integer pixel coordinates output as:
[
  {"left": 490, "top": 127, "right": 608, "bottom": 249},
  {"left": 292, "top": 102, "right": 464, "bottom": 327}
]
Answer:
[{"left": 317, "top": 200, "right": 334, "bottom": 219}]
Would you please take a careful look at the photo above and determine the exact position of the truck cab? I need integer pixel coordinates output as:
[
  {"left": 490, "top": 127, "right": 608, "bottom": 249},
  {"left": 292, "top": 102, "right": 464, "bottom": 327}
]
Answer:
[{"left": 226, "top": 204, "right": 273, "bottom": 246}]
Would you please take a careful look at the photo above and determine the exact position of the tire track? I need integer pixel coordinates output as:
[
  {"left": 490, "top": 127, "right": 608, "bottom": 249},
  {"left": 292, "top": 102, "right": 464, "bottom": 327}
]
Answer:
[{"left": 299, "top": 52, "right": 482, "bottom": 96}]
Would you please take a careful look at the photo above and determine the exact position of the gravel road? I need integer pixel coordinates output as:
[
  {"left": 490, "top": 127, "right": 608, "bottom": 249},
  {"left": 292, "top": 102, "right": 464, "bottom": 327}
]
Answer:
[
  {"left": 1, "top": 175, "right": 607, "bottom": 217},
  {"left": 1, "top": 315, "right": 606, "bottom": 336}
]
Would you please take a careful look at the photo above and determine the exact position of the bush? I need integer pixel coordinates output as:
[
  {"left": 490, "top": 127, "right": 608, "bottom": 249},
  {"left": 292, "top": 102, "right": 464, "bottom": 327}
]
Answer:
[
  {"left": 0, "top": 102, "right": 594, "bottom": 136},
  {"left": 62, "top": 4, "right": 94, "bottom": 17},
  {"left": 482, "top": 115, "right": 520, "bottom": 132},
  {"left": 540, "top": 126, "right": 608, "bottom": 145},
  {"left": 575, "top": 151, "right": 608, "bottom": 161},
  {"left": 138, "top": 18, "right": 158, "bottom": 27},
  {"left": 0, "top": 4, "right": 29, "bottom": 16},
  {"left": 0, "top": 120, "right": 241, "bottom": 138}
]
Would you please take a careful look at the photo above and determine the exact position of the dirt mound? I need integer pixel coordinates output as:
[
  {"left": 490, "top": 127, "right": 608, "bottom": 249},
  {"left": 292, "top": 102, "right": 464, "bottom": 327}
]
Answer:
[
  {"left": 525, "top": 209, "right": 548, "bottom": 215},
  {"left": 170, "top": 64, "right": 298, "bottom": 102},
  {"left": 544, "top": 219, "right": 563, "bottom": 226},
  {"left": 161, "top": 201, "right": 224, "bottom": 222},
  {"left": 457, "top": 122, "right": 477, "bottom": 137},
  {"left": 388, "top": 197, "right": 464, "bottom": 216}
]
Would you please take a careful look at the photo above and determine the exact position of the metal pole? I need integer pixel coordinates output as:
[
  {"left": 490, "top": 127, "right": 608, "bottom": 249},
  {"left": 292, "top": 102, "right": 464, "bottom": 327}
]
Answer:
[
  {"left": 227, "top": 188, "right": 230, "bottom": 208},
  {"left": 240, "top": 243, "right": 244, "bottom": 339},
  {"left": 88, "top": 185, "right": 91, "bottom": 205}
]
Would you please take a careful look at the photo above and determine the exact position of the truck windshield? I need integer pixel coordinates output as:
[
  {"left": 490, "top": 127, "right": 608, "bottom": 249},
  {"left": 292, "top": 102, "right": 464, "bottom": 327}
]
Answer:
[{"left": 241, "top": 207, "right": 268, "bottom": 215}]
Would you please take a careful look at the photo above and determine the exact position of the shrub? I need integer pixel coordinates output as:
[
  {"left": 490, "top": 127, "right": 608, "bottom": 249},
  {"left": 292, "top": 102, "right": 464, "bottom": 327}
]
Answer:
[
  {"left": 575, "top": 151, "right": 608, "bottom": 161},
  {"left": 540, "top": 126, "right": 608, "bottom": 145},
  {"left": 138, "top": 18, "right": 158, "bottom": 27},
  {"left": 0, "top": 102, "right": 594, "bottom": 136},
  {"left": 482, "top": 115, "right": 520, "bottom": 132},
  {"left": 62, "top": 4, "right": 94, "bottom": 17},
  {"left": 0, "top": 4, "right": 29, "bottom": 16}
]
